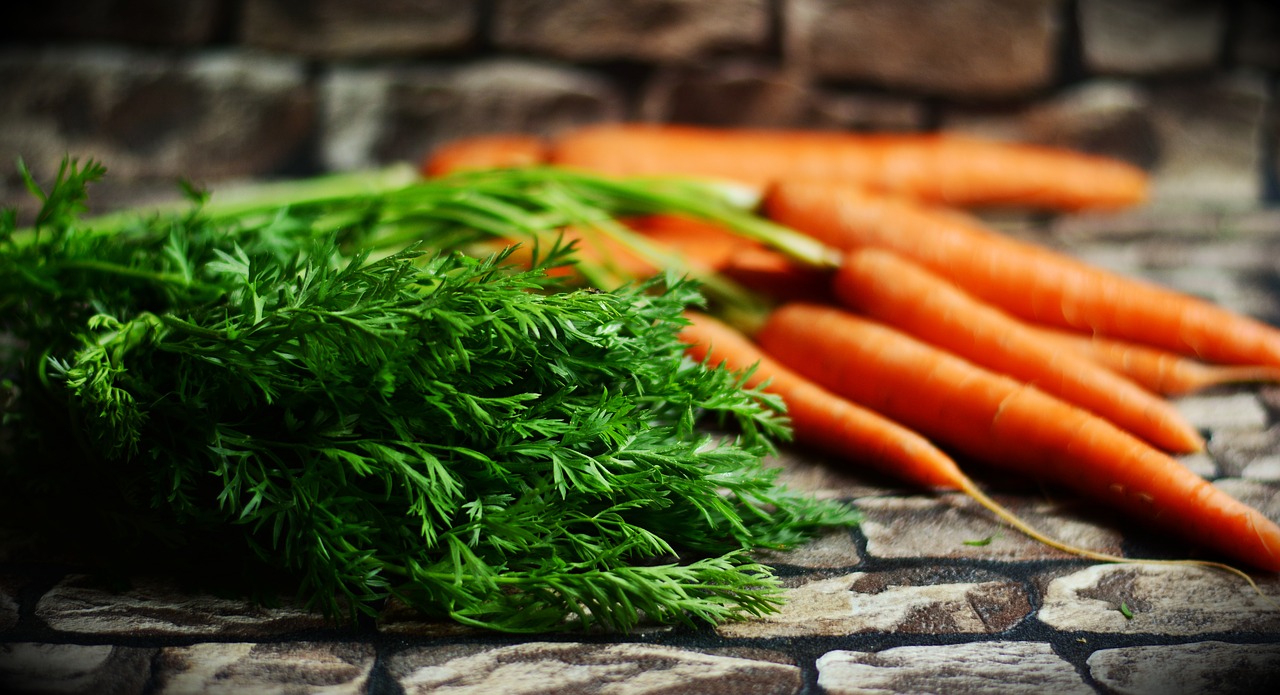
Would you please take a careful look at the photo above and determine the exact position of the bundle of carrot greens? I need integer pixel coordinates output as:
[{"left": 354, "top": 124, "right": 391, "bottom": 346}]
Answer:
[
  {"left": 0, "top": 158, "right": 861, "bottom": 632},
  {"left": 425, "top": 124, "right": 1280, "bottom": 581}
]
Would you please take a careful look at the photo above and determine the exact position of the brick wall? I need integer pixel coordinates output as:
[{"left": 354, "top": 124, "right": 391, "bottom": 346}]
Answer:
[{"left": 2, "top": 0, "right": 1277, "bottom": 214}]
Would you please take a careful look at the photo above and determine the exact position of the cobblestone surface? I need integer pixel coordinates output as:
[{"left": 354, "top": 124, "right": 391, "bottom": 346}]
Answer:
[{"left": 3, "top": 210, "right": 1280, "bottom": 693}]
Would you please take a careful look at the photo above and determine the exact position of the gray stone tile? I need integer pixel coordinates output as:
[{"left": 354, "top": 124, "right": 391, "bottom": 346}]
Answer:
[
  {"left": 1175, "top": 392, "right": 1269, "bottom": 433},
  {"left": 151, "top": 642, "right": 374, "bottom": 695},
  {"left": 35, "top": 575, "right": 330, "bottom": 638},
  {"left": 817, "top": 641, "right": 1093, "bottom": 695},
  {"left": 716, "top": 568, "right": 1029, "bottom": 638},
  {"left": 386, "top": 642, "right": 801, "bottom": 695},
  {"left": 856, "top": 493, "right": 1126, "bottom": 561},
  {"left": 1206, "top": 426, "right": 1280, "bottom": 477},
  {"left": 1038, "top": 564, "right": 1280, "bottom": 635},
  {"left": 0, "top": 642, "right": 155, "bottom": 695},
  {"left": 1088, "top": 640, "right": 1280, "bottom": 695}
]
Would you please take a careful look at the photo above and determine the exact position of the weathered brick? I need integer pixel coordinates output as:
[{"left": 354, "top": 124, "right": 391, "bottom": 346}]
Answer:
[
  {"left": 1037, "top": 563, "right": 1280, "bottom": 635},
  {"left": 1088, "top": 641, "right": 1280, "bottom": 694},
  {"left": 321, "top": 59, "right": 624, "bottom": 171},
  {"left": 1078, "top": 0, "right": 1226, "bottom": 75},
  {"left": 817, "top": 642, "right": 1092, "bottom": 695},
  {"left": 641, "top": 61, "right": 813, "bottom": 127},
  {"left": 492, "top": 0, "right": 768, "bottom": 63},
  {"left": 856, "top": 493, "right": 1126, "bottom": 561},
  {"left": 240, "top": 0, "right": 477, "bottom": 58},
  {"left": 944, "top": 80, "right": 1159, "bottom": 170},
  {"left": 0, "top": 643, "right": 155, "bottom": 695},
  {"left": 35, "top": 575, "right": 330, "bottom": 638},
  {"left": 3, "top": 0, "right": 225, "bottom": 45},
  {"left": 716, "top": 568, "right": 1030, "bottom": 638},
  {"left": 786, "top": 0, "right": 1062, "bottom": 98},
  {"left": 385, "top": 642, "right": 801, "bottom": 695},
  {"left": 1143, "top": 74, "right": 1268, "bottom": 204},
  {"left": 0, "top": 47, "right": 314, "bottom": 216},
  {"left": 151, "top": 643, "right": 374, "bottom": 695}
]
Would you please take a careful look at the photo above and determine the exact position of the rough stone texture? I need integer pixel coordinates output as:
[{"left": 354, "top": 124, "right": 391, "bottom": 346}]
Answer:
[
  {"left": 1088, "top": 640, "right": 1280, "bottom": 695},
  {"left": 1143, "top": 74, "right": 1269, "bottom": 205},
  {"left": 385, "top": 642, "right": 801, "bottom": 694},
  {"left": 816, "top": 641, "right": 1093, "bottom": 695},
  {"left": 0, "top": 47, "right": 314, "bottom": 217},
  {"left": 640, "top": 61, "right": 813, "bottom": 127},
  {"left": 716, "top": 568, "right": 1030, "bottom": 638},
  {"left": 492, "top": 0, "right": 769, "bottom": 63},
  {"left": 151, "top": 642, "right": 374, "bottom": 694},
  {"left": 321, "top": 59, "right": 624, "bottom": 171},
  {"left": 0, "top": 643, "right": 155, "bottom": 695},
  {"left": 1037, "top": 564, "right": 1280, "bottom": 635},
  {"left": 754, "top": 529, "right": 862, "bottom": 569},
  {"left": 3, "top": 0, "right": 226, "bottom": 45},
  {"left": 1078, "top": 0, "right": 1226, "bottom": 75},
  {"left": 240, "top": 0, "right": 477, "bottom": 58},
  {"left": 856, "top": 493, "right": 1126, "bottom": 561},
  {"left": 0, "top": 575, "right": 20, "bottom": 632},
  {"left": 944, "top": 80, "right": 1159, "bottom": 170},
  {"left": 35, "top": 575, "right": 332, "bottom": 637},
  {"left": 1206, "top": 427, "right": 1280, "bottom": 478},
  {"left": 786, "top": 0, "right": 1061, "bottom": 98},
  {"left": 1175, "top": 392, "right": 1270, "bottom": 433}
]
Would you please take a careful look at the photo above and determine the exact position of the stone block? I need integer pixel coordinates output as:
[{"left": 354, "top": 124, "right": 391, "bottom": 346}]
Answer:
[
  {"left": 240, "top": 0, "right": 477, "bottom": 58},
  {"left": 492, "top": 0, "right": 769, "bottom": 63},
  {"left": 1175, "top": 392, "right": 1269, "bottom": 433},
  {"left": 1206, "top": 426, "right": 1280, "bottom": 478},
  {"left": 640, "top": 61, "right": 812, "bottom": 127},
  {"left": 0, "top": 47, "right": 315, "bottom": 217},
  {"left": 385, "top": 642, "right": 801, "bottom": 695},
  {"left": 785, "top": 0, "right": 1061, "bottom": 98},
  {"left": 151, "top": 642, "right": 374, "bottom": 695},
  {"left": 855, "top": 493, "right": 1126, "bottom": 561},
  {"left": 1078, "top": 0, "right": 1226, "bottom": 75},
  {"left": 754, "top": 528, "right": 862, "bottom": 570},
  {"left": 34, "top": 575, "right": 331, "bottom": 638},
  {"left": 0, "top": 643, "right": 155, "bottom": 695},
  {"left": 715, "top": 568, "right": 1030, "bottom": 638},
  {"left": 1088, "top": 640, "right": 1280, "bottom": 694},
  {"left": 3, "top": 0, "right": 225, "bottom": 46},
  {"left": 1037, "top": 563, "right": 1280, "bottom": 634},
  {"left": 817, "top": 641, "right": 1093, "bottom": 695},
  {"left": 321, "top": 59, "right": 624, "bottom": 171}
]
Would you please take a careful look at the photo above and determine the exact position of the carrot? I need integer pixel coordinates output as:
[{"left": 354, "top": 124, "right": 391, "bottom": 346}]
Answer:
[
  {"left": 1025, "top": 324, "right": 1280, "bottom": 396},
  {"left": 679, "top": 310, "right": 971, "bottom": 490},
  {"left": 755, "top": 302, "right": 1280, "bottom": 572},
  {"left": 550, "top": 123, "right": 1149, "bottom": 211},
  {"left": 720, "top": 245, "right": 835, "bottom": 304},
  {"left": 765, "top": 181, "right": 1280, "bottom": 368},
  {"left": 422, "top": 134, "right": 548, "bottom": 177},
  {"left": 833, "top": 248, "right": 1204, "bottom": 453}
]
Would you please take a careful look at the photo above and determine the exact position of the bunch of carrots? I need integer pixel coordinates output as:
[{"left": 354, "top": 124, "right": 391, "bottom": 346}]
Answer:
[{"left": 421, "top": 123, "right": 1280, "bottom": 583}]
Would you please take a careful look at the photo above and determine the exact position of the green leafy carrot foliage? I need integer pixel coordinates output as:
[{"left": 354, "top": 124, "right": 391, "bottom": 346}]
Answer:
[{"left": 0, "top": 158, "right": 857, "bottom": 632}]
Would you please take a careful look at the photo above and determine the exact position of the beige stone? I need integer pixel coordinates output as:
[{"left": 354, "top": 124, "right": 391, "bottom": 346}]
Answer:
[
  {"left": 1088, "top": 640, "right": 1280, "bottom": 695},
  {"left": 242, "top": 0, "right": 477, "bottom": 58},
  {"left": 1038, "top": 564, "right": 1280, "bottom": 635},
  {"left": 152, "top": 642, "right": 374, "bottom": 695},
  {"left": 386, "top": 642, "right": 801, "bottom": 695},
  {"left": 817, "top": 641, "right": 1093, "bottom": 695}
]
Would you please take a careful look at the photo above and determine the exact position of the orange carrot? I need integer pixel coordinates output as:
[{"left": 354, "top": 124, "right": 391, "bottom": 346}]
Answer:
[
  {"left": 679, "top": 310, "right": 969, "bottom": 490},
  {"left": 720, "top": 245, "right": 834, "bottom": 304},
  {"left": 1026, "top": 324, "right": 1280, "bottom": 396},
  {"left": 833, "top": 248, "right": 1204, "bottom": 453},
  {"left": 422, "top": 134, "right": 548, "bottom": 177},
  {"left": 765, "top": 181, "right": 1280, "bottom": 368},
  {"left": 756, "top": 302, "right": 1280, "bottom": 572},
  {"left": 551, "top": 123, "right": 1149, "bottom": 211}
]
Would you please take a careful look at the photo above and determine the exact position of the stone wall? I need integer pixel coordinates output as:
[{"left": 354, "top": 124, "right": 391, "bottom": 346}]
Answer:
[{"left": 2, "top": 0, "right": 1278, "bottom": 214}]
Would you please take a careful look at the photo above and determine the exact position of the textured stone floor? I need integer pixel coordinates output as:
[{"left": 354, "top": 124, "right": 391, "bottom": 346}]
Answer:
[{"left": 3, "top": 207, "right": 1280, "bottom": 694}]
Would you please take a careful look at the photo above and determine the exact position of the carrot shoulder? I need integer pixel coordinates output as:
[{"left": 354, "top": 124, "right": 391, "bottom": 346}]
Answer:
[
  {"left": 765, "top": 180, "right": 1280, "bottom": 368},
  {"left": 679, "top": 311, "right": 967, "bottom": 490},
  {"left": 550, "top": 123, "right": 1148, "bottom": 211},
  {"left": 756, "top": 302, "right": 1280, "bottom": 572},
  {"left": 833, "top": 248, "right": 1204, "bottom": 453}
]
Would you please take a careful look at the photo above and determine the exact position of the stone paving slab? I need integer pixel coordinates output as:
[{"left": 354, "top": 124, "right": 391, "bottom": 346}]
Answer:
[
  {"left": 816, "top": 641, "right": 1094, "bottom": 695},
  {"left": 1087, "top": 640, "right": 1280, "bottom": 695}
]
